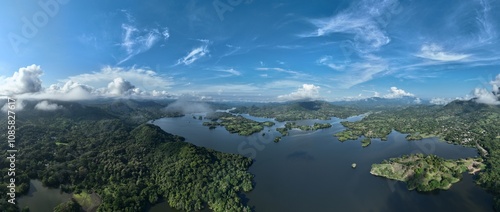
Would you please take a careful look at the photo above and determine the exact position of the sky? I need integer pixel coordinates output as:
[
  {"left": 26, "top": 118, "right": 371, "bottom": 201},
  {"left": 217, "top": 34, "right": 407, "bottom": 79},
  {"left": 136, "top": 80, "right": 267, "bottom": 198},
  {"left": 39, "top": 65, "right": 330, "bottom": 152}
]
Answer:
[{"left": 0, "top": 0, "right": 499, "bottom": 103}]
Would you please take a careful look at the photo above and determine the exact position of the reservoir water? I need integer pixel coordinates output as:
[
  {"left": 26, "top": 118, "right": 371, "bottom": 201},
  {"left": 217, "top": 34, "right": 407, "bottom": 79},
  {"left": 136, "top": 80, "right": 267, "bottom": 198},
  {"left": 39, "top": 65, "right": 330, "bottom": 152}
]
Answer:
[
  {"left": 17, "top": 179, "right": 72, "bottom": 211},
  {"left": 151, "top": 113, "right": 494, "bottom": 212}
]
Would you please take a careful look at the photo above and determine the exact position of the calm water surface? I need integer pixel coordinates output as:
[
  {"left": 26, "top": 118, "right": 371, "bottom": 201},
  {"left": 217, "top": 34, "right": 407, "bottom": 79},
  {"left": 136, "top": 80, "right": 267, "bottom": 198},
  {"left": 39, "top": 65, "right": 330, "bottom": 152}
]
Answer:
[
  {"left": 17, "top": 179, "right": 72, "bottom": 211},
  {"left": 151, "top": 113, "right": 493, "bottom": 212}
]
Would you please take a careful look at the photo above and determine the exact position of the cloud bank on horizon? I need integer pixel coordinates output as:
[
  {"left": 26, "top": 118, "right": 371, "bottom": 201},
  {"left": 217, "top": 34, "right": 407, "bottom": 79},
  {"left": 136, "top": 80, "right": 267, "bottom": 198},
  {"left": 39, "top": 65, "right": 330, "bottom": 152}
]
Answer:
[{"left": 0, "top": 0, "right": 499, "bottom": 104}]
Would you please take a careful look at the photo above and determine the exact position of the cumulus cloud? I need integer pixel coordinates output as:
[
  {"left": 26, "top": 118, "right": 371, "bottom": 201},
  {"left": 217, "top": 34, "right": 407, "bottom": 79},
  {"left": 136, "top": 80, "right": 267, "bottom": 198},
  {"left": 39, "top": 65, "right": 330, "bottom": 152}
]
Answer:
[
  {"left": 0, "top": 64, "right": 43, "bottom": 95},
  {"left": 278, "top": 84, "right": 321, "bottom": 101},
  {"left": 107, "top": 77, "right": 136, "bottom": 95},
  {"left": 65, "top": 66, "right": 172, "bottom": 91},
  {"left": 383, "top": 87, "right": 414, "bottom": 98},
  {"left": 177, "top": 40, "right": 210, "bottom": 65},
  {"left": 34, "top": 101, "right": 63, "bottom": 111},
  {"left": 415, "top": 44, "right": 470, "bottom": 61},
  {"left": 491, "top": 74, "right": 500, "bottom": 95},
  {"left": 473, "top": 88, "right": 499, "bottom": 105},
  {"left": 470, "top": 74, "right": 500, "bottom": 105},
  {"left": 0, "top": 65, "right": 172, "bottom": 101},
  {"left": 1, "top": 99, "right": 25, "bottom": 112}
]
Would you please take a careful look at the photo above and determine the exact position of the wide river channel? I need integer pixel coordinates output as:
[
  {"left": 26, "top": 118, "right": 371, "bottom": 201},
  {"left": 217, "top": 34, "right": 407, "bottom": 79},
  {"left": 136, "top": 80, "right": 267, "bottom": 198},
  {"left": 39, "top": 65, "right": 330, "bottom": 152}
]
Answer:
[{"left": 149, "top": 113, "right": 493, "bottom": 212}]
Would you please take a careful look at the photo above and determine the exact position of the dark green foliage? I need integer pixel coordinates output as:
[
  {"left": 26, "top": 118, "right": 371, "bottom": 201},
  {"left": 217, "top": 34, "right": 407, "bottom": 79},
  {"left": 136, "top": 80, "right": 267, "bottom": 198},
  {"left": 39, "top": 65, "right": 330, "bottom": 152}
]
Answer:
[
  {"left": 203, "top": 112, "right": 274, "bottom": 136},
  {"left": 352, "top": 101, "right": 499, "bottom": 209},
  {"left": 54, "top": 199, "right": 81, "bottom": 212},
  {"left": 0, "top": 100, "right": 254, "bottom": 211},
  {"left": 234, "top": 100, "right": 365, "bottom": 121}
]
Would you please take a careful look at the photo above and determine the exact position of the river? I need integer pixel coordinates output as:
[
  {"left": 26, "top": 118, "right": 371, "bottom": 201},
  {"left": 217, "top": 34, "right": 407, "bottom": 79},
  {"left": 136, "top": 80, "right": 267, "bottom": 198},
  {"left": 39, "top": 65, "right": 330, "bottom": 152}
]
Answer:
[{"left": 150, "top": 113, "right": 493, "bottom": 212}]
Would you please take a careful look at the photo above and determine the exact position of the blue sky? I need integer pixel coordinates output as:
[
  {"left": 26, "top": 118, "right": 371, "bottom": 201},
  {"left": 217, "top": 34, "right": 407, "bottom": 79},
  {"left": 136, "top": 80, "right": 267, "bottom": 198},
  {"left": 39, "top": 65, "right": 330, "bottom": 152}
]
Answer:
[{"left": 0, "top": 0, "right": 499, "bottom": 102}]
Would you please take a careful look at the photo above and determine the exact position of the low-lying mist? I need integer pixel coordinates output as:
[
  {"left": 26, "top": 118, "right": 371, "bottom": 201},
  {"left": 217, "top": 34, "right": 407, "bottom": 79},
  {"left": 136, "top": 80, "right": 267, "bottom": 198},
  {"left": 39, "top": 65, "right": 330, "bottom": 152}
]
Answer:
[{"left": 163, "top": 99, "right": 213, "bottom": 114}]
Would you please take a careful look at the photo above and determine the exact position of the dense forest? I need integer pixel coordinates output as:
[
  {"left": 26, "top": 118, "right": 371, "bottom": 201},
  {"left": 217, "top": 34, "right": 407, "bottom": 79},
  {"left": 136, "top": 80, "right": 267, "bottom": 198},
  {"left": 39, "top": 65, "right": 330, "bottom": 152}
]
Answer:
[
  {"left": 336, "top": 100, "right": 500, "bottom": 210},
  {"left": 371, "top": 154, "right": 484, "bottom": 192},
  {"left": 203, "top": 112, "right": 275, "bottom": 136},
  {"left": 0, "top": 100, "right": 254, "bottom": 211}
]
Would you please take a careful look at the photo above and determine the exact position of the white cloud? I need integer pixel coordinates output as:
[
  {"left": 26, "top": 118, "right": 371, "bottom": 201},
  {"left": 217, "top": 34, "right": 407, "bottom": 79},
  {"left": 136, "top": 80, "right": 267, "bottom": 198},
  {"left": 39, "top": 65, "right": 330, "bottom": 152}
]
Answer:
[
  {"left": 317, "top": 56, "right": 345, "bottom": 71},
  {"left": 473, "top": 88, "right": 499, "bottom": 105},
  {"left": 216, "top": 68, "right": 241, "bottom": 76},
  {"left": 278, "top": 84, "right": 321, "bottom": 101},
  {"left": 177, "top": 40, "right": 210, "bottom": 65},
  {"left": 301, "top": 0, "right": 399, "bottom": 52},
  {"left": 476, "top": 0, "right": 496, "bottom": 44},
  {"left": 256, "top": 67, "right": 308, "bottom": 78},
  {"left": 383, "top": 87, "right": 414, "bottom": 98},
  {"left": 1, "top": 99, "right": 25, "bottom": 112},
  {"left": 118, "top": 23, "right": 169, "bottom": 64},
  {"left": 161, "top": 27, "right": 170, "bottom": 40},
  {"left": 415, "top": 44, "right": 470, "bottom": 61},
  {"left": 336, "top": 62, "right": 388, "bottom": 88},
  {"left": 65, "top": 66, "right": 171, "bottom": 91},
  {"left": 107, "top": 77, "right": 136, "bottom": 95},
  {"left": 0, "top": 64, "right": 43, "bottom": 95},
  {"left": 491, "top": 74, "right": 500, "bottom": 94},
  {"left": 0, "top": 65, "right": 172, "bottom": 101},
  {"left": 430, "top": 97, "right": 451, "bottom": 105},
  {"left": 34, "top": 101, "right": 63, "bottom": 111},
  {"left": 469, "top": 74, "right": 500, "bottom": 105}
]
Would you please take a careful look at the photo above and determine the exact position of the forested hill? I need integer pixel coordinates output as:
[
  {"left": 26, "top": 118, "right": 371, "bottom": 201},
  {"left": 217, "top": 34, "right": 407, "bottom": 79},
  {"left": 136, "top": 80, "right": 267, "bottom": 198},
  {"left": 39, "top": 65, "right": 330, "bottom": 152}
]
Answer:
[
  {"left": 232, "top": 100, "right": 366, "bottom": 121},
  {"left": 0, "top": 99, "right": 254, "bottom": 212}
]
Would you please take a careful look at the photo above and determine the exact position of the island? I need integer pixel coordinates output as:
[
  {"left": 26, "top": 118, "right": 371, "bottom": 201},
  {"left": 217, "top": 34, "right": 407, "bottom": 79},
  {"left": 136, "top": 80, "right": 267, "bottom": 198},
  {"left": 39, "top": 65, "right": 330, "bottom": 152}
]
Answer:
[
  {"left": 276, "top": 122, "right": 332, "bottom": 136},
  {"left": 203, "top": 112, "right": 275, "bottom": 136},
  {"left": 332, "top": 100, "right": 500, "bottom": 209},
  {"left": 361, "top": 138, "right": 371, "bottom": 147},
  {"left": 370, "top": 154, "right": 484, "bottom": 192}
]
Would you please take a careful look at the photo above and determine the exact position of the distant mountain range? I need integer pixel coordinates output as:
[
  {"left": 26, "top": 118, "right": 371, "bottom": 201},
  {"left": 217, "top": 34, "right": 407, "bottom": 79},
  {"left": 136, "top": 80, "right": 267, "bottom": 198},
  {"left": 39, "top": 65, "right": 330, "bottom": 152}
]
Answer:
[{"left": 331, "top": 96, "right": 430, "bottom": 109}]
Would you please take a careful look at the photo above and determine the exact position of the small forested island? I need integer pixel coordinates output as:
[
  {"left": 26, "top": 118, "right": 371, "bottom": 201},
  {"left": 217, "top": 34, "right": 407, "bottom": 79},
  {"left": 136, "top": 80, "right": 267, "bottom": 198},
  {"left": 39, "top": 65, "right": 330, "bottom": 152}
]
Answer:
[
  {"left": 371, "top": 154, "right": 484, "bottom": 192},
  {"left": 203, "top": 112, "right": 275, "bottom": 136},
  {"left": 232, "top": 101, "right": 364, "bottom": 121},
  {"left": 276, "top": 121, "right": 332, "bottom": 136},
  {"left": 361, "top": 138, "right": 371, "bottom": 147}
]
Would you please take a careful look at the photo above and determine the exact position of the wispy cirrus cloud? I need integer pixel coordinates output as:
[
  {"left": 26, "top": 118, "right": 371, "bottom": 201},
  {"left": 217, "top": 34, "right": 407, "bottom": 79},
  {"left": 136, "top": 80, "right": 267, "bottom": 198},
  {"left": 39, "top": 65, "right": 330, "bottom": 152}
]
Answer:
[
  {"left": 476, "top": 0, "right": 496, "bottom": 44},
  {"left": 176, "top": 39, "right": 210, "bottom": 65},
  {"left": 118, "top": 24, "right": 170, "bottom": 65},
  {"left": 318, "top": 54, "right": 388, "bottom": 88},
  {"left": 256, "top": 67, "right": 309, "bottom": 78},
  {"left": 415, "top": 44, "right": 470, "bottom": 61},
  {"left": 301, "top": 0, "right": 400, "bottom": 53},
  {"left": 317, "top": 56, "right": 345, "bottom": 71},
  {"left": 215, "top": 68, "right": 241, "bottom": 77}
]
